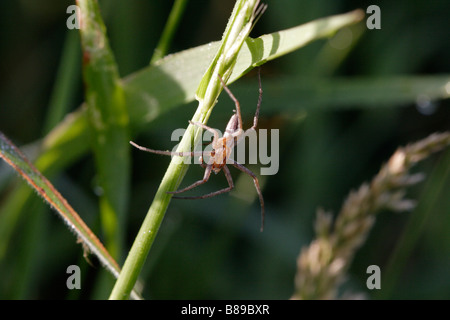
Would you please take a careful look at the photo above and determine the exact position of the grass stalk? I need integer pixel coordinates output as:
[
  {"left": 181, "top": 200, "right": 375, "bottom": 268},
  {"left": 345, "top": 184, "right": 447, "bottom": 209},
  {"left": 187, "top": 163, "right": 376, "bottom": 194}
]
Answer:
[
  {"left": 109, "top": 0, "right": 263, "bottom": 300},
  {"left": 150, "top": 0, "right": 189, "bottom": 64},
  {"left": 43, "top": 31, "right": 81, "bottom": 134}
]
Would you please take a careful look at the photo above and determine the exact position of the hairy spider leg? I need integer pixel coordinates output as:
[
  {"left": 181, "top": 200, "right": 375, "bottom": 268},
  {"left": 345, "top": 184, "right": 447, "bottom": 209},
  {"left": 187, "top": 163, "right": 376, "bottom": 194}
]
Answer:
[
  {"left": 218, "top": 75, "right": 243, "bottom": 131},
  {"left": 129, "top": 141, "right": 207, "bottom": 158},
  {"left": 218, "top": 68, "right": 262, "bottom": 133},
  {"left": 188, "top": 120, "right": 221, "bottom": 149},
  {"left": 230, "top": 159, "right": 265, "bottom": 232},
  {"left": 167, "top": 163, "right": 213, "bottom": 194},
  {"left": 168, "top": 121, "right": 225, "bottom": 194},
  {"left": 252, "top": 68, "right": 262, "bottom": 130},
  {"left": 171, "top": 164, "right": 234, "bottom": 200}
]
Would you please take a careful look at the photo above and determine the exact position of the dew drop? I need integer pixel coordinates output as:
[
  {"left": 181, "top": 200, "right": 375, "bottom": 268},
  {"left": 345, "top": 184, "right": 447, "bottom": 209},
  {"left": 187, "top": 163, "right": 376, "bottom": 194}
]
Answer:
[{"left": 416, "top": 94, "right": 437, "bottom": 115}]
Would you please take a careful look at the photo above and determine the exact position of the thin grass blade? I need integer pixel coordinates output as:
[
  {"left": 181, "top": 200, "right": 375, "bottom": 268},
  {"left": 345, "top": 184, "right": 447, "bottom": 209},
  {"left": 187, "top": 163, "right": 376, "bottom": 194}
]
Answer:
[
  {"left": 0, "top": 132, "right": 119, "bottom": 278},
  {"left": 0, "top": 131, "right": 142, "bottom": 299}
]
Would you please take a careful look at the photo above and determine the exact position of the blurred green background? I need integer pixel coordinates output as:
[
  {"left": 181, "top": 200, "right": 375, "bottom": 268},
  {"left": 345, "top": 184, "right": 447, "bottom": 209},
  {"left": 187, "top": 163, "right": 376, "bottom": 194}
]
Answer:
[{"left": 0, "top": 0, "right": 449, "bottom": 299}]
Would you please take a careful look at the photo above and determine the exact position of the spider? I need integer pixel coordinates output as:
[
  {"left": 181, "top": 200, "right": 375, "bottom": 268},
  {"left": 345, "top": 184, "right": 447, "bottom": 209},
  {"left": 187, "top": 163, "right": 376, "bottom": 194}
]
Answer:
[{"left": 130, "top": 70, "right": 265, "bottom": 231}]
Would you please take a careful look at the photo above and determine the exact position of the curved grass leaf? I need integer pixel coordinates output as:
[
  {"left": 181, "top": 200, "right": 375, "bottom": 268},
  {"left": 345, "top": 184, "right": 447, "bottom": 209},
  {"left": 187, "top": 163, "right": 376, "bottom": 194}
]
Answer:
[
  {"left": 124, "top": 9, "right": 366, "bottom": 129},
  {"left": 0, "top": 131, "right": 116, "bottom": 272},
  {"left": 0, "top": 131, "right": 141, "bottom": 300},
  {"left": 224, "top": 75, "right": 450, "bottom": 114}
]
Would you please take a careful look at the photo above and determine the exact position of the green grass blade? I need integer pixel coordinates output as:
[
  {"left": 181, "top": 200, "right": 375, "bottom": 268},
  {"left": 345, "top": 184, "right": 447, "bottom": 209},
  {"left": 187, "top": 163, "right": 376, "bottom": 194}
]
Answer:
[
  {"left": 125, "top": 9, "right": 366, "bottom": 129},
  {"left": 43, "top": 30, "right": 81, "bottom": 134},
  {"left": 78, "top": 0, "right": 130, "bottom": 260},
  {"left": 0, "top": 108, "right": 91, "bottom": 260},
  {"left": 150, "top": 0, "right": 189, "bottom": 64},
  {"left": 0, "top": 131, "right": 142, "bottom": 299},
  {"left": 223, "top": 75, "right": 450, "bottom": 114},
  {"left": 233, "top": 9, "right": 365, "bottom": 75},
  {"left": 0, "top": 131, "right": 120, "bottom": 280}
]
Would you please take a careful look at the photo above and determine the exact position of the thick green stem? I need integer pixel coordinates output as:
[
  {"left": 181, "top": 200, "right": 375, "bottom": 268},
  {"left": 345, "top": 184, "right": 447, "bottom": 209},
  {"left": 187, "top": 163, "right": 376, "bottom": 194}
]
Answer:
[{"left": 109, "top": 0, "right": 261, "bottom": 300}]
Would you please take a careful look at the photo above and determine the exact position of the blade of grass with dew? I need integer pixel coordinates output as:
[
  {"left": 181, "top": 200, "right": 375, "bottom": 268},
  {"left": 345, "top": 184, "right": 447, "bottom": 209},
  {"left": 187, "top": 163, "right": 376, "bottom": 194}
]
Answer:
[
  {"left": 0, "top": 97, "right": 91, "bottom": 262},
  {"left": 0, "top": 131, "right": 142, "bottom": 300},
  {"left": 109, "top": 0, "right": 264, "bottom": 300},
  {"left": 0, "top": 132, "right": 116, "bottom": 285},
  {"left": 77, "top": 0, "right": 130, "bottom": 260},
  {"left": 7, "top": 29, "right": 83, "bottom": 299}
]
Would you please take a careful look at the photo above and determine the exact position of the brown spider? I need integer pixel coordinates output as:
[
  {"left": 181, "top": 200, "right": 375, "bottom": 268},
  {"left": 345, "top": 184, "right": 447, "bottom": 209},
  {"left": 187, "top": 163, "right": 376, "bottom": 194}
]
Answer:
[{"left": 130, "top": 70, "right": 265, "bottom": 231}]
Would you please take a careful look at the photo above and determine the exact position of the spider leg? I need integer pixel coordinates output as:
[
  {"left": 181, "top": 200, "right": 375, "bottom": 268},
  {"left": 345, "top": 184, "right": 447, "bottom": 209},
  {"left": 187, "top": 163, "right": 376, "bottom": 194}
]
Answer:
[
  {"left": 251, "top": 68, "right": 262, "bottom": 131},
  {"left": 171, "top": 165, "right": 234, "bottom": 200},
  {"left": 237, "top": 69, "right": 262, "bottom": 140},
  {"left": 130, "top": 141, "right": 205, "bottom": 157},
  {"left": 230, "top": 160, "right": 265, "bottom": 232},
  {"left": 167, "top": 164, "right": 212, "bottom": 195},
  {"left": 189, "top": 120, "right": 218, "bottom": 136},
  {"left": 218, "top": 74, "right": 243, "bottom": 131},
  {"left": 189, "top": 121, "right": 220, "bottom": 147},
  {"left": 218, "top": 68, "right": 262, "bottom": 132},
  {"left": 199, "top": 155, "right": 208, "bottom": 169}
]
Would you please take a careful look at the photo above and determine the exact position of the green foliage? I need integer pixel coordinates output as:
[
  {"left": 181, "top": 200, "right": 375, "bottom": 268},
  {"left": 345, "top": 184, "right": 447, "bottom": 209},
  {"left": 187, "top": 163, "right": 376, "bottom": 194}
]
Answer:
[{"left": 0, "top": 0, "right": 449, "bottom": 299}]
